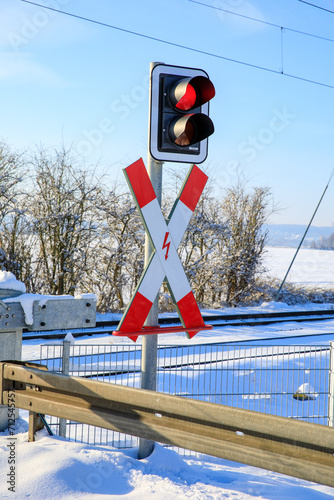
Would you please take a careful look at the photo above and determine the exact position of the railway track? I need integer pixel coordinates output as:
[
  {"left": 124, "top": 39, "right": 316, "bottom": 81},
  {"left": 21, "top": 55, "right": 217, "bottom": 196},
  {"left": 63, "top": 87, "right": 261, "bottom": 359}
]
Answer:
[{"left": 22, "top": 308, "right": 334, "bottom": 341}]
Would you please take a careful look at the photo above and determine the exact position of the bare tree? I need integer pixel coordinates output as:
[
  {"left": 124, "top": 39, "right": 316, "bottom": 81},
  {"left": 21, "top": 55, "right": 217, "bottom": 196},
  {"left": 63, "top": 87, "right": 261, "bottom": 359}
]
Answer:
[
  {"left": 0, "top": 141, "right": 23, "bottom": 223},
  {"left": 162, "top": 168, "right": 272, "bottom": 308},
  {"left": 219, "top": 182, "right": 271, "bottom": 305},
  {"left": 28, "top": 146, "right": 101, "bottom": 296},
  {"left": 160, "top": 168, "right": 227, "bottom": 309},
  {"left": 0, "top": 141, "right": 34, "bottom": 284},
  {"left": 89, "top": 184, "right": 144, "bottom": 312},
  {"left": 1, "top": 209, "right": 37, "bottom": 290},
  {"left": 179, "top": 188, "right": 226, "bottom": 306},
  {"left": 0, "top": 140, "right": 274, "bottom": 311}
]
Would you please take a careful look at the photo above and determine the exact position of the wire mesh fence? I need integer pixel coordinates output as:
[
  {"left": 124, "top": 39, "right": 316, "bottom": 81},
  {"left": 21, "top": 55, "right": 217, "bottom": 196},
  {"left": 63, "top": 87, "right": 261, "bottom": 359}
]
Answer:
[
  {"left": 329, "top": 341, "right": 334, "bottom": 426},
  {"left": 33, "top": 342, "right": 332, "bottom": 449}
]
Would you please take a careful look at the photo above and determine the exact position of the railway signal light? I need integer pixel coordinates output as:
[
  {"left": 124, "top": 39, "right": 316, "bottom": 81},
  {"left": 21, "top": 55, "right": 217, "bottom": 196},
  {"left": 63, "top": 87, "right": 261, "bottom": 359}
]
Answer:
[{"left": 149, "top": 63, "right": 215, "bottom": 163}]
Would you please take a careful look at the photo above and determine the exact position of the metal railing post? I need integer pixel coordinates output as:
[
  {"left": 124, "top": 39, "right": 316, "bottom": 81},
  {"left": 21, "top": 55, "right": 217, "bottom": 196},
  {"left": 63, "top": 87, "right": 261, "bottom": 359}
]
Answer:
[
  {"left": 328, "top": 341, "right": 334, "bottom": 427},
  {"left": 59, "top": 340, "right": 71, "bottom": 437}
]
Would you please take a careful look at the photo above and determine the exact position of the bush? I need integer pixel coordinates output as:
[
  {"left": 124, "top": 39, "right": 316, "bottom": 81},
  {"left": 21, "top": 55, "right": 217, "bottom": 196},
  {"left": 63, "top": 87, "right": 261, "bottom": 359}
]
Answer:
[{"left": 236, "top": 277, "right": 334, "bottom": 306}]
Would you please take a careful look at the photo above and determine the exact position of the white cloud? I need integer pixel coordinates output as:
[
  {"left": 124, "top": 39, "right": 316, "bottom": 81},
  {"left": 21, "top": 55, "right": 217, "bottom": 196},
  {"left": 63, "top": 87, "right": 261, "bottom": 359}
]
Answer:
[
  {"left": 212, "top": 0, "right": 267, "bottom": 34},
  {"left": 0, "top": 1, "right": 95, "bottom": 51},
  {"left": 0, "top": 51, "right": 70, "bottom": 86}
]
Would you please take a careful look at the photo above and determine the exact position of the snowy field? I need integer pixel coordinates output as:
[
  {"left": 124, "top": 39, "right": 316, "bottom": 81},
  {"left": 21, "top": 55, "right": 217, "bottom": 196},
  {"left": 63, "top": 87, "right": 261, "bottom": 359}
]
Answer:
[
  {"left": 1, "top": 247, "right": 334, "bottom": 499},
  {"left": 263, "top": 246, "right": 334, "bottom": 288}
]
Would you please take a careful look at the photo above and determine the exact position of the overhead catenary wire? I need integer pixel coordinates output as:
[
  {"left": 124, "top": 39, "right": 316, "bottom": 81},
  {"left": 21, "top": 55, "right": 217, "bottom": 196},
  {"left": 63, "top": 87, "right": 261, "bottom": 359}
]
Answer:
[
  {"left": 298, "top": 1, "right": 334, "bottom": 15},
  {"left": 20, "top": 0, "right": 334, "bottom": 90},
  {"left": 189, "top": 0, "right": 334, "bottom": 43},
  {"left": 275, "top": 167, "right": 334, "bottom": 301}
]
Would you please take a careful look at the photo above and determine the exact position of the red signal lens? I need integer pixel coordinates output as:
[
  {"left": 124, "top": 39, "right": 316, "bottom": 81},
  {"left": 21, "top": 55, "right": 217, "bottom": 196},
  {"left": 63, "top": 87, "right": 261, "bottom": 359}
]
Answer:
[
  {"left": 169, "top": 114, "right": 214, "bottom": 148},
  {"left": 175, "top": 83, "right": 197, "bottom": 111},
  {"left": 174, "top": 120, "right": 195, "bottom": 146}
]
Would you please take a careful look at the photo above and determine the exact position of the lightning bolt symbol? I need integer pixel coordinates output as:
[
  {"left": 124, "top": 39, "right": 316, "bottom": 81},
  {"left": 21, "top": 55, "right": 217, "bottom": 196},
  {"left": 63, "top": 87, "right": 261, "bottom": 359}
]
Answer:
[{"left": 162, "top": 231, "right": 171, "bottom": 260}]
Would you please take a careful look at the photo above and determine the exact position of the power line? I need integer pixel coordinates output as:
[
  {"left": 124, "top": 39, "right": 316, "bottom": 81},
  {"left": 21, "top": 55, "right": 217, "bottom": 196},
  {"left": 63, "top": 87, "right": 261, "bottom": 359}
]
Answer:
[
  {"left": 189, "top": 0, "right": 334, "bottom": 43},
  {"left": 20, "top": 0, "right": 334, "bottom": 90},
  {"left": 298, "top": 1, "right": 334, "bottom": 14},
  {"left": 189, "top": 0, "right": 281, "bottom": 29},
  {"left": 17, "top": 1, "right": 284, "bottom": 73}
]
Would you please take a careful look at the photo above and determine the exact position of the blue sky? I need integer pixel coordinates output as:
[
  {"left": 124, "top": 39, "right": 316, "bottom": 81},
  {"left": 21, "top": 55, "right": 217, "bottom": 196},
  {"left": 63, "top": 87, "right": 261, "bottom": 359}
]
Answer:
[{"left": 1, "top": 0, "right": 334, "bottom": 226}]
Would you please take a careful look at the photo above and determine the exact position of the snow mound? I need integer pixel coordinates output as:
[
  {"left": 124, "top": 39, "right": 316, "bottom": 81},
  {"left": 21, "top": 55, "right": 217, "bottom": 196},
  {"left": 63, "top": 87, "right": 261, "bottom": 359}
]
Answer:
[
  {"left": 260, "top": 301, "right": 290, "bottom": 310},
  {"left": 64, "top": 332, "right": 76, "bottom": 344},
  {"left": 0, "top": 270, "right": 26, "bottom": 294},
  {"left": 293, "top": 383, "right": 318, "bottom": 401}
]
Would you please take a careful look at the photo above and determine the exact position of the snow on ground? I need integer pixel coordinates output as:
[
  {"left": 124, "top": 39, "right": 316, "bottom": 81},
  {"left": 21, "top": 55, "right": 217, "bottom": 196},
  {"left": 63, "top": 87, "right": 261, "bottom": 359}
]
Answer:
[
  {"left": 2, "top": 305, "right": 334, "bottom": 500},
  {"left": 263, "top": 246, "right": 334, "bottom": 288},
  {"left": 1, "top": 424, "right": 333, "bottom": 500},
  {"left": 1, "top": 247, "right": 334, "bottom": 499}
]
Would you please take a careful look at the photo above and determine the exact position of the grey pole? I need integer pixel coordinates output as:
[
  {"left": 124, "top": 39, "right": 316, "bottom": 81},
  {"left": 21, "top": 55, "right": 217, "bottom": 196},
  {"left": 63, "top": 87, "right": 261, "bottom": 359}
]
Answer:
[
  {"left": 59, "top": 340, "right": 70, "bottom": 438},
  {"left": 138, "top": 62, "right": 163, "bottom": 460}
]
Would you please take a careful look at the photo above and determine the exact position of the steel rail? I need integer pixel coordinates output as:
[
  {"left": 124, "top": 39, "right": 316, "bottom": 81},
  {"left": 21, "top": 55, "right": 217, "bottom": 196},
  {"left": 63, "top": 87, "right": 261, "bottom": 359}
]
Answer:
[
  {"left": 1, "top": 361, "right": 334, "bottom": 488},
  {"left": 22, "top": 309, "right": 334, "bottom": 340}
]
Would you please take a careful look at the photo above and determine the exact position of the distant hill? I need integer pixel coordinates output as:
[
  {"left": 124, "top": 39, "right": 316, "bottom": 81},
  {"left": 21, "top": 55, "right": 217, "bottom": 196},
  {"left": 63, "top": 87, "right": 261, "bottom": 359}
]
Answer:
[{"left": 264, "top": 224, "right": 334, "bottom": 248}]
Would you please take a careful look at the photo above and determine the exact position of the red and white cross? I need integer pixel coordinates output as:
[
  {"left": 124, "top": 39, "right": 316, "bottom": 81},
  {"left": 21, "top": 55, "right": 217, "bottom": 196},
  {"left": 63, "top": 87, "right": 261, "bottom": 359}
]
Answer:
[{"left": 114, "top": 158, "right": 211, "bottom": 341}]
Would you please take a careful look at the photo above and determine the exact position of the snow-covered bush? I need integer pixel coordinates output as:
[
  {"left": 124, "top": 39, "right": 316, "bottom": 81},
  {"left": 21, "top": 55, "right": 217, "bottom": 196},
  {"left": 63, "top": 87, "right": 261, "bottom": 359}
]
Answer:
[
  {"left": 0, "top": 141, "right": 33, "bottom": 285},
  {"left": 217, "top": 183, "right": 271, "bottom": 306},
  {"left": 0, "top": 140, "right": 279, "bottom": 311},
  {"left": 87, "top": 184, "right": 144, "bottom": 312},
  {"left": 26, "top": 146, "right": 102, "bottom": 296}
]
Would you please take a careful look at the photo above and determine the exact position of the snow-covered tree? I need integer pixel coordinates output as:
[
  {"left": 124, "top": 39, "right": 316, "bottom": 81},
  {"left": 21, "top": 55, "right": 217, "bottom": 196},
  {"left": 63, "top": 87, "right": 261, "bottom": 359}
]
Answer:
[
  {"left": 159, "top": 169, "right": 271, "bottom": 309},
  {"left": 28, "top": 146, "right": 101, "bottom": 296},
  {"left": 219, "top": 182, "right": 271, "bottom": 305},
  {"left": 0, "top": 141, "right": 23, "bottom": 223},
  {"left": 0, "top": 141, "right": 33, "bottom": 284},
  {"left": 160, "top": 169, "right": 227, "bottom": 309},
  {"left": 0, "top": 140, "right": 273, "bottom": 310},
  {"left": 86, "top": 184, "right": 144, "bottom": 312},
  {"left": 179, "top": 189, "right": 227, "bottom": 307}
]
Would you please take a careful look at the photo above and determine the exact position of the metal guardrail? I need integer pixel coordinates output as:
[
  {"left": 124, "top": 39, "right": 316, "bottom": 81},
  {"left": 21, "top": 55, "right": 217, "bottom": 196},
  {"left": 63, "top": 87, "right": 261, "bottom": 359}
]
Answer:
[
  {"left": 0, "top": 297, "right": 96, "bottom": 332},
  {"left": 1, "top": 360, "right": 334, "bottom": 488}
]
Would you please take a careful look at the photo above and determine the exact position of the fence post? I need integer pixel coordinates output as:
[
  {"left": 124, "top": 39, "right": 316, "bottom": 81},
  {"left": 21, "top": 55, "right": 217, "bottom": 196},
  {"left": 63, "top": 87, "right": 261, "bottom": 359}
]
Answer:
[
  {"left": 329, "top": 342, "right": 334, "bottom": 427},
  {"left": 59, "top": 340, "right": 71, "bottom": 437}
]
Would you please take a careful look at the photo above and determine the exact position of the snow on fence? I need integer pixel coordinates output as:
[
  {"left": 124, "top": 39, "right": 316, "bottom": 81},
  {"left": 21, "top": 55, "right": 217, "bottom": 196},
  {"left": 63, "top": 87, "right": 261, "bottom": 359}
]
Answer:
[{"left": 33, "top": 341, "right": 333, "bottom": 450}]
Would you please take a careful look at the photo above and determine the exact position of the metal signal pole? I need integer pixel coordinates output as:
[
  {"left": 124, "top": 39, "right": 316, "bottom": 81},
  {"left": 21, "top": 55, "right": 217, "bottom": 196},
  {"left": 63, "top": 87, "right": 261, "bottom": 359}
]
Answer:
[{"left": 138, "top": 62, "right": 163, "bottom": 460}]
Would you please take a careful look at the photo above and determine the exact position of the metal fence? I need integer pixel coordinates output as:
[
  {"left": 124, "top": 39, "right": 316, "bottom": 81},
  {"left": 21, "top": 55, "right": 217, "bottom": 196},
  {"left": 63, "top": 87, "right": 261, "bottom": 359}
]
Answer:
[
  {"left": 330, "top": 341, "right": 334, "bottom": 426},
  {"left": 33, "top": 341, "right": 332, "bottom": 449}
]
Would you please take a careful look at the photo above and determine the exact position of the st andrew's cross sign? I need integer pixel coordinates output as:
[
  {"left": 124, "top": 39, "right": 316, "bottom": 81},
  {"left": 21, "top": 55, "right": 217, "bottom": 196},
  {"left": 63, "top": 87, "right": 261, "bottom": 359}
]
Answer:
[{"left": 113, "top": 158, "right": 212, "bottom": 341}]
